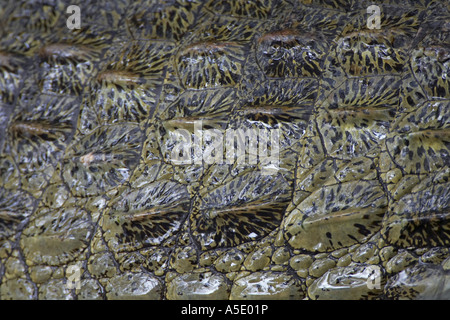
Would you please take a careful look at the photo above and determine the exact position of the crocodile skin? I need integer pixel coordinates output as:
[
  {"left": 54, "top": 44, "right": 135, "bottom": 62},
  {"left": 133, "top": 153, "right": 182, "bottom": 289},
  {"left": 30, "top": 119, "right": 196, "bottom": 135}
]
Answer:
[{"left": 0, "top": 0, "right": 449, "bottom": 300}]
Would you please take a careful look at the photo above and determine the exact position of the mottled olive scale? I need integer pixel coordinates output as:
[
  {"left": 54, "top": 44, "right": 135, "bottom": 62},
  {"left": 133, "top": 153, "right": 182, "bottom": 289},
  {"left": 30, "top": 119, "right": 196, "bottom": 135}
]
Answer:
[{"left": 0, "top": 0, "right": 449, "bottom": 300}]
